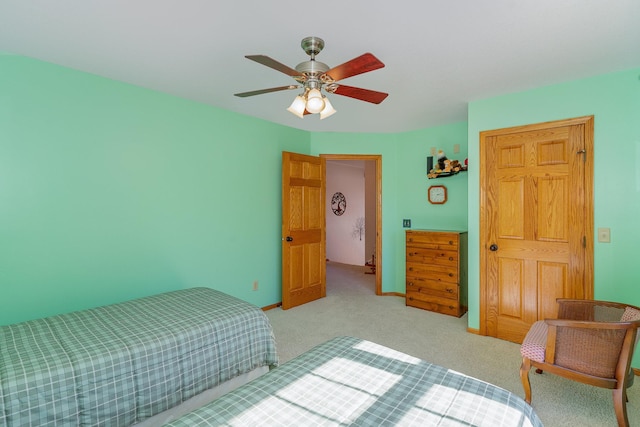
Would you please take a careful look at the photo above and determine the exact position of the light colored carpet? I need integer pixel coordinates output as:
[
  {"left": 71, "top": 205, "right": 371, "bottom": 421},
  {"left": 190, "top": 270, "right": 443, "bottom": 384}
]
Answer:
[{"left": 266, "top": 261, "right": 639, "bottom": 427}]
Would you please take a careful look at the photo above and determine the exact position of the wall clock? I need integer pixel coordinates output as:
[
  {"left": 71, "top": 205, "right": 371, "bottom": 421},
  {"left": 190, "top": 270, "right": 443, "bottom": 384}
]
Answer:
[
  {"left": 331, "top": 192, "right": 347, "bottom": 215},
  {"left": 428, "top": 185, "right": 447, "bottom": 204}
]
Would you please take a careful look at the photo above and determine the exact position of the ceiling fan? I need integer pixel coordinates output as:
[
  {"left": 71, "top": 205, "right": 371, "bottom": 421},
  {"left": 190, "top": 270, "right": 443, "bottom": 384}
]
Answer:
[{"left": 234, "top": 36, "right": 388, "bottom": 120}]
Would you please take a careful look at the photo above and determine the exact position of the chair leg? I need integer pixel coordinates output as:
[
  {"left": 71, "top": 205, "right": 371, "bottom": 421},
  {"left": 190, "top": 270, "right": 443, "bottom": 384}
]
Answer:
[
  {"left": 520, "top": 358, "right": 532, "bottom": 404},
  {"left": 612, "top": 387, "right": 629, "bottom": 427}
]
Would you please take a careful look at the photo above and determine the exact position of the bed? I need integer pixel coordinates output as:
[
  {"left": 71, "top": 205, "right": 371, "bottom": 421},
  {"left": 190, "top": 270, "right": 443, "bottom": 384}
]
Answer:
[
  {"left": 0, "top": 287, "right": 278, "bottom": 426},
  {"left": 166, "top": 336, "right": 543, "bottom": 427}
]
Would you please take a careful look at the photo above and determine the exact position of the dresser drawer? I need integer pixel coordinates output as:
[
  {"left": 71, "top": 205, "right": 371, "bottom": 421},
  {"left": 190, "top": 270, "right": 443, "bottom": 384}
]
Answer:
[
  {"left": 406, "top": 231, "right": 459, "bottom": 250},
  {"left": 406, "top": 262, "right": 458, "bottom": 283},
  {"left": 406, "top": 291, "right": 461, "bottom": 317},
  {"left": 406, "top": 247, "right": 458, "bottom": 267},
  {"left": 406, "top": 278, "right": 458, "bottom": 300}
]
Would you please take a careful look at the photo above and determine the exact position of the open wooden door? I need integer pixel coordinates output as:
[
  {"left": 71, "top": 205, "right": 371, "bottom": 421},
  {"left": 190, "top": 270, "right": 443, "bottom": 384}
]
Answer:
[
  {"left": 281, "top": 151, "right": 326, "bottom": 309},
  {"left": 480, "top": 116, "right": 594, "bottom": 343}
]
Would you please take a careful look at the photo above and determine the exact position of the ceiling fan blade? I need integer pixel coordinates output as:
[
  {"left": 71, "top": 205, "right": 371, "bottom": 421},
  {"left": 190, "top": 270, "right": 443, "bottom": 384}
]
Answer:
[
  {"left": 331, "top": 84, "right": 388, "bottom": 104},
  {"left": 245, "top": 55, "right": 301, "bottom": 77},
  {"left": 234, "top": 85, "right": 300, "bottom": 98},
  {"left": 322, "top": 53, "right": 385, "bottom": 82}
]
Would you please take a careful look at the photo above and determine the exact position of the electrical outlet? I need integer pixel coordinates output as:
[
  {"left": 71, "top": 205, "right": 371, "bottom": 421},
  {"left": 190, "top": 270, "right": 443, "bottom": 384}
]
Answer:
[
  {"left": 403, "top": 219, "right": 411, "bottom": 228},
  {"left": 597, "top": 228, "right": 610, "bottom": 243},
  {"left": 453, "top": 144, "right": 460, "bottom": 154},
  {"left": 252, "top": 281, "right": 259, "bottom": 291},
  {"left": 430, "top": 147, "right": 436, "bottom": 156}
]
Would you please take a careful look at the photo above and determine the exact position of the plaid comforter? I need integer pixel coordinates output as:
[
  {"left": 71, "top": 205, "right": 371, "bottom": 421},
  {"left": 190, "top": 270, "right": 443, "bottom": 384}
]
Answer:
[
  {"left": 167, "top": 336, "right": 543, "bottom": 427},
  {"left": 0, "top": 287, "right": 278, "bottom": 426}
]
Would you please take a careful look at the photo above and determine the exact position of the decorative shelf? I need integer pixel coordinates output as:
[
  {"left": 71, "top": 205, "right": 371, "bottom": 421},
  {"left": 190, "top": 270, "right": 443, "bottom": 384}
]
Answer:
[
  {"left": 427, "top": 153, "right": 468, "bottom": 179},
  {"left": 428, "top": 169, "right": 467, "bottom": 179}
]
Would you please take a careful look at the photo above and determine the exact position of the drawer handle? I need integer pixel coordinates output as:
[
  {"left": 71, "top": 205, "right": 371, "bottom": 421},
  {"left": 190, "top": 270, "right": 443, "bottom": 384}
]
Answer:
[
  {"left": 409, "top": 238, "right": 413, "bottom": 242},
  {"left": 449, "top": 305, "right": 454, "bottom": 310},
  {"left": 449, "top": 241, "right": 453, "bottom": 245},
  {"left": 446, "top": 288, "right": 453, "bottom": 293},
  {"left": 449, "top": 257, "right": 454, "bottom": 261},
  {"left": 448, "top": 273, "right": 453, "bottom": 277},
  {"left": 409, "top": 267, "right": 413, "bottom": 271}
]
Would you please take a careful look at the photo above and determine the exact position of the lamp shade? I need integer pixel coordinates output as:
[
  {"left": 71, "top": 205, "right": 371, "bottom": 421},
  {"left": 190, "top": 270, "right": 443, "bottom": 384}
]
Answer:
[
  {"left": 319, "top": 97, "right": 336, "bottom": 120},
  {"left": 305, "top": 88, "right": 325, "bottom": 114},
  {"left": 287, "top": 95, "right": 306, "bottom": 118}
]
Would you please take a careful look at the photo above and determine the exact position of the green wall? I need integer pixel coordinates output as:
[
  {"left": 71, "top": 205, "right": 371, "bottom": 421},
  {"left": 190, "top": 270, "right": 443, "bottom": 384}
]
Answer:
[
  {"left": 3, "top": 53, "right": 638, "bottom": 367},
  {"left": 310, "top": 122, "right": 469, "bottom": 294},
  {"left": 0, "top": 52, "right": 469, "bottom": 325},
  {"left": 0, "top": 54, "right": 310, "bottom": 325},
  {"left": 467, "top": 67, "right": 640, "bottom": 367}
]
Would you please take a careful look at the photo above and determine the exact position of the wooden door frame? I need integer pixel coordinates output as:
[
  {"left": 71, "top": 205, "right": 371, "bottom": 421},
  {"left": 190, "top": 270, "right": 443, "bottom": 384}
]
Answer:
[
  {"left": 478, "top": 116, "right": 594, "bottom": 336},
  {"left": 321, "top": 154, "right": 382, "bottom": 295}
]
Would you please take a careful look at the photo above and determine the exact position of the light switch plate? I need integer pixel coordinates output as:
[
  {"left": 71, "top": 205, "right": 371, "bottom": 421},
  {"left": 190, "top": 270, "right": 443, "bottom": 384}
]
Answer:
[
  {"left": 597, "top": 228, "right": 610, "bottom": 243},
  {"left": 403, "top": 219, "right": 411, "bottom": 228}
]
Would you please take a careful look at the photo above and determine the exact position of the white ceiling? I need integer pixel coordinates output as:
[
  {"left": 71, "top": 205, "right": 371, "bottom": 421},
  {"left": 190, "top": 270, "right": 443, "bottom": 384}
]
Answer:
[{"left": 1, "top": 1, "right": 639, "bottom": 133}]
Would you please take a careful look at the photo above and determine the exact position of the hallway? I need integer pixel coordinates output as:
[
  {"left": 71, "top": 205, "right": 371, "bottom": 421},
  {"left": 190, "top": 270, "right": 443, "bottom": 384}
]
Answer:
[{"left": 326, "top": 261, "right": 375, "bottom": 296}]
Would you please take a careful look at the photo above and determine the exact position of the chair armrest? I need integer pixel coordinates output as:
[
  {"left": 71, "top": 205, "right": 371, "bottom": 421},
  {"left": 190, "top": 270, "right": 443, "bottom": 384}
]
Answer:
[
  {"left": 555, "top": 299, "right": 640, "bottom": 322},
  {"left": 545, "top": 319, "right": 637, "bottom": 330},
  {"left": 556, "top": 298, "right": 629, "bottom": 309}
]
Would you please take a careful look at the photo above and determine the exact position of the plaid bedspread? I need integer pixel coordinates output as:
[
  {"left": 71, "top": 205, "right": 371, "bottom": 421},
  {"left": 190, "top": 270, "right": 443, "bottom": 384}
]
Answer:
[
  {"left": 167, "top": 336, "right": 543, "bottom": 427},
  {"left": 0, "top": 287, "right": 278, "bottom": 427}
]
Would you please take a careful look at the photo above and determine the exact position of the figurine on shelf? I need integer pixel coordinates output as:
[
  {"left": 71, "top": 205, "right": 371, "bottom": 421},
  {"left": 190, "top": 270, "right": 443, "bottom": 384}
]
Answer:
[
  {"left": 448, "top": 159, "right": 462, "bottom": 173},
  {"left": 437, "top": 150, "right": 448, "bottom": 170},
  {"left": 427, "top": 150, "right": 464, "bottom": 178}
]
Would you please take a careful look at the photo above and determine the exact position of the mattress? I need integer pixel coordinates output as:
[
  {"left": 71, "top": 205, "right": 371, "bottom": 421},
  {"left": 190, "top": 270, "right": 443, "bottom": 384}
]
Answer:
[
  {"left": 166, "top": 336, "right": 543, "bottom": 427},
  {"left": 0, "top": 287, "right": 278, "bottom": 426}
]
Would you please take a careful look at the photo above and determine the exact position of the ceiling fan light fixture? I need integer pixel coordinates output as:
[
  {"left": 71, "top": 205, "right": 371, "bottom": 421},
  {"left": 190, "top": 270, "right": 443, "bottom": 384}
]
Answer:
[
  {"left": 238, "top": 37, "right": 387, "bottom": 120},
  {"left": 287, "top": 95, "right": 306, "bottom": 118},
  {"left": 319, "top": 97, "right": 336, "bottom": 120},
  {"left": 305, "top": 88, "right": 325, "bottom": 114}
]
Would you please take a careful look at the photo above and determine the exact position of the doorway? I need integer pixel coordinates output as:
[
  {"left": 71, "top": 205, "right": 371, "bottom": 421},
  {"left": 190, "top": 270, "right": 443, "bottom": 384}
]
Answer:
[
  {"left": 321, "top": 154, "right": 382, "bottom": 295},
  {"left": 479, "top": 116, "right": 594, "bottom": 343}
]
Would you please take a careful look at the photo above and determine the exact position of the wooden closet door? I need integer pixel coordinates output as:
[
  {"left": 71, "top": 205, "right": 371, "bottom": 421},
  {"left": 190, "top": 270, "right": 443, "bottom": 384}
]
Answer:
[{"left": 480, "top": 116, "right": 593, "bottom": 343}]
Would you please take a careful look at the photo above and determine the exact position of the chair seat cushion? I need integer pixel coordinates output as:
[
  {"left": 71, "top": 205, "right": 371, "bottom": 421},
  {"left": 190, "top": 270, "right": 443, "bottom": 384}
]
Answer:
[{"left": 520, "top": 320, "right": 548, "bottom": 362}]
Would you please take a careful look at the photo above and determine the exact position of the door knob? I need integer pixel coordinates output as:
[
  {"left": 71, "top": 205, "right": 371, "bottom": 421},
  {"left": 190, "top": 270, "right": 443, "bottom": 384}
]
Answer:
[
  {"left": 489, "top": 244, "right": 498, "bottom": 251},
  {"left": 286, "top": 236, "right": 293, "bottom": 242}
]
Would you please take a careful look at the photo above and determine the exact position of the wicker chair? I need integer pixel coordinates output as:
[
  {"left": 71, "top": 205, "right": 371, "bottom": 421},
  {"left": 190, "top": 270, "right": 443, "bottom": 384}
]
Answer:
[{"left": 520, "top": 299, "right": 640, "bottom": 427}]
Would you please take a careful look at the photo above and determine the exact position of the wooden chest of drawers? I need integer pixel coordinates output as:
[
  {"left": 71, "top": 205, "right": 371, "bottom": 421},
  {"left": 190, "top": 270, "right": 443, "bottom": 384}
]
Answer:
[{"left": 405, "top": 230, "right": 468, "bottom": 317}]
